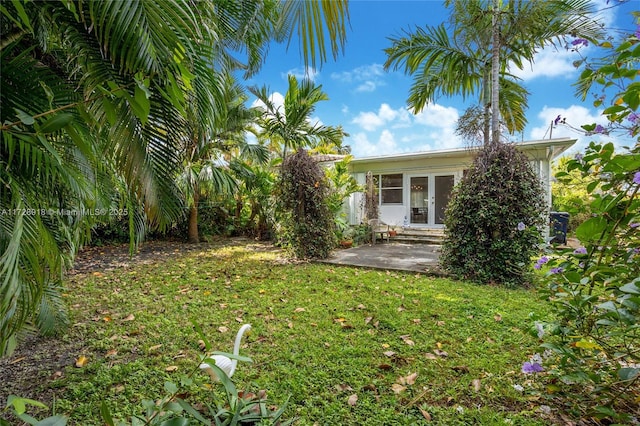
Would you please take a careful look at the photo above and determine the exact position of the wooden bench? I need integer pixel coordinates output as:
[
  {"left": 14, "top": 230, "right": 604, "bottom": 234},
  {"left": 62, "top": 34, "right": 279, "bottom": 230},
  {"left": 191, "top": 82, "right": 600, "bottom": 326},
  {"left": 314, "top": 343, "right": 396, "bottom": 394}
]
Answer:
[{"left": 368, "top": 219, "right": 389, "bottom": 244}]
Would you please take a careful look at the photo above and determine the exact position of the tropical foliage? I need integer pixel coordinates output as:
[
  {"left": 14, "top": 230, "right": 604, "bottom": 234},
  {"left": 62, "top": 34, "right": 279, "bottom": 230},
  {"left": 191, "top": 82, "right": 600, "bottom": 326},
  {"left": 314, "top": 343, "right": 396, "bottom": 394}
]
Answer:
[
  {"left": 384, "top": 0, "right": 603, "bottom": 144},
  {"left": 0, "top": 0, "right": 349, "bottom": 356},
  {"left": 532, "top": 30, "right": 640, "bottom": 423},
  {"left": 250, "top": 75, "right": 347, "bottom": 159}
]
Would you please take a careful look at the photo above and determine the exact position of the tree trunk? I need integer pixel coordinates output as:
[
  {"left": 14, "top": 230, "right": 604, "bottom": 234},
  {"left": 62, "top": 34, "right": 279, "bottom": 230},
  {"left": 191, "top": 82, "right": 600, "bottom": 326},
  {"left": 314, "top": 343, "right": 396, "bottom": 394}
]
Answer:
[
  {"left": 490, "top": 0, "right": 501, "bottom": 145},
  {"left": 188, "top": 192, "right": 199, "bottom": 243},
  {"left": 482, "top": 65, "right": 491, "bottom": 146}
]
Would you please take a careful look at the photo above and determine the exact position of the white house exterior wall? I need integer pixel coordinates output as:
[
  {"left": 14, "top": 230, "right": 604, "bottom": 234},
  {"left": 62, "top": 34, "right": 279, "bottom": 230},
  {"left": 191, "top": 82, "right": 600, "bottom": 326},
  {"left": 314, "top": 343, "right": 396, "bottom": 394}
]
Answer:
[{"left": 346, "top": 138, "right": 576, "bottom": 228}]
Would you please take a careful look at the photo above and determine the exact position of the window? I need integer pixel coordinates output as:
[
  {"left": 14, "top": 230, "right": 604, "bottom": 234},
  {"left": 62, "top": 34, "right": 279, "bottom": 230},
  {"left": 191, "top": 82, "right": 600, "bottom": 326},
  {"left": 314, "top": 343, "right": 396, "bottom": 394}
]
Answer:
[{"left": 380, "top": 173, "right": 403, "bottom": 204}]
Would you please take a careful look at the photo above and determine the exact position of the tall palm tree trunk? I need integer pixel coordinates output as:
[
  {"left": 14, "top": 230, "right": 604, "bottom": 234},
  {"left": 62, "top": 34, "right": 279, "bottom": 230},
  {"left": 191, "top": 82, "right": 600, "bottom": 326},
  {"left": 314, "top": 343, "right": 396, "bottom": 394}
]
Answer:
[
  {"left": 188, "top": 191, "right": 200, "bottom": 243},
  {"left": 490, "top": 0, "right": 501, "bottom": 145}
]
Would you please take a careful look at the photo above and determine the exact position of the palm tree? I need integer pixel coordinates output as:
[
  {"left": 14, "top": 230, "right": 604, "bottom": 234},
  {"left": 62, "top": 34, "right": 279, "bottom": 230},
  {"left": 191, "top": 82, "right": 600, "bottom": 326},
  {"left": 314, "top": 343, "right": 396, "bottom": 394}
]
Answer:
[
  {"left": 384, "top": 0, "right": 603, "bottom": 144},
  {"left": 0, "top": 0, "right": 350, "bottom": 355},
  {"left": 250, "top": 74, "right": 347, "bottom": 159}
]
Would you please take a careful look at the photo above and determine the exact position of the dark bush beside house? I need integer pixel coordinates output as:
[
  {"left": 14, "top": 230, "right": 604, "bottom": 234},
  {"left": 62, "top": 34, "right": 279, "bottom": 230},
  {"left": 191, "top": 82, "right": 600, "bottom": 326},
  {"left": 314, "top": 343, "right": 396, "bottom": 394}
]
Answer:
[
  {"left": 441, "top": 142, "right": 546, "bottom": 286},
  {"left": 278, "top": 149, "right": 336, "bottom": 259}
]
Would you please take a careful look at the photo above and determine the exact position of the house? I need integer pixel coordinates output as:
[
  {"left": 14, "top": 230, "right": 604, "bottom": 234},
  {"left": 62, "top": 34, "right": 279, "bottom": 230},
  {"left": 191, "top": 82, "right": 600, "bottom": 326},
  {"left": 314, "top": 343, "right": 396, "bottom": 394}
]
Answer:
[{"left": 346, "top": 137, "right": 576, "bottom": 229}]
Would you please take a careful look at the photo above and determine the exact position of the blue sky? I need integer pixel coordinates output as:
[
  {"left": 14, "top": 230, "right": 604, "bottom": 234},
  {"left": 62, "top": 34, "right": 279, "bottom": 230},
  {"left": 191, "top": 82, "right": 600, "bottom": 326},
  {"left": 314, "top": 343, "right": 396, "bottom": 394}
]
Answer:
[{"left": 245, "top": 0, "right": 638, "bottom": 157}]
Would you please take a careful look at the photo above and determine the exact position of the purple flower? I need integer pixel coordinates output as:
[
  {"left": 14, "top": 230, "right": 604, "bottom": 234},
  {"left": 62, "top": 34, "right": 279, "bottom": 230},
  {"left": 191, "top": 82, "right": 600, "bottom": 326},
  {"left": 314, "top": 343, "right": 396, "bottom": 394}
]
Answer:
[
  {"left": 635, "top": 25, "right": 640, "bottom": 39},
  {"left": 554, "top": 115, "right": 562, "bottom": 126},
  {"left": 628, "top": 113, "right": 640, "bottom": 124},
  {"left": 573, "top": 247, "right": 587, "bottom": 254},
  {"left": 594, "top": 124, "right": 606, "bottom": 134},
  {"left": 550, "top": 267, "right": 564, "bottom": 274},
  {"left": 522, "top": 361, "right": 544, "bottom": 374},
  {"left": 630, "top": 222, "right": 640, "bottom": 228},
  {"left": 571, "top": 38, "right": 589, "bottom": 47},
  {"left": 634, "top": 171, "right": 640, "bottom": 185},
  {"left": 574, "top": 153, "right": 583, "bottom": 162},
  {"left": 517, "top": 222, "right": 526, "bottom": 231},
  {"left": 538, "top": 256, "right": 549, "bottom": 264}
]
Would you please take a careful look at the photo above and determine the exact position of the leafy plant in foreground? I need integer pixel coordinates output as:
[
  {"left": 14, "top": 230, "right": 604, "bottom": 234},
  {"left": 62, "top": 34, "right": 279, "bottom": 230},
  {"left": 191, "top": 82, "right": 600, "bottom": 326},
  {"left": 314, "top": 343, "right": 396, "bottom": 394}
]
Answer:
[{"left": 533, "top": 30, "right": 640, "bottom": 423}]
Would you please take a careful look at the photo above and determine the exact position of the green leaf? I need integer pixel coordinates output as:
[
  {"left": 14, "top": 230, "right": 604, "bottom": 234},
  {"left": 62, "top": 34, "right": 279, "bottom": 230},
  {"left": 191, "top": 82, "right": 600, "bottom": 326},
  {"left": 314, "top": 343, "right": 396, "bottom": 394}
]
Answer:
[
  {"left": 164, "top": 381, "right": 178, "bottom": 394},
  {"left": 576, "top": 216, "right": 607, "bottom": 242},
  {"left": 10, "top": 0, "right": 34, "bottom": 32},
  {"left": 15, "top": 108, "right": 35, "bottom": 125},
  {"left": 34, "top": 415, "right": 67, "bottom": 426},
  {"left": 101, "top": 401, "right": 115, "bottom": 426},
  {"left": 619, "top": 282, "right": 640, "bottom": 295},
  {"left": 176, "top": 399, "right": 210, "bottom": 424},
  {"left": 618, "top": 367, "right": 639, "bottom": 382},
  {"left": 158, "top": 418, "right": 189, "bottom": 426},
  {"left": 39, "top": 113, "right": 74, "bottom": 133}
]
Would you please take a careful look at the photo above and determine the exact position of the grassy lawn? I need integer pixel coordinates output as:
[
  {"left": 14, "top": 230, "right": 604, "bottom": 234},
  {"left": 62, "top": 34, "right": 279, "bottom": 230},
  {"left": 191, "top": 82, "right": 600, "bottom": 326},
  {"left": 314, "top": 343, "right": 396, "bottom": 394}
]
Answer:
[{"left": 10, "top": 239, "right": 555, "bottom": 425}]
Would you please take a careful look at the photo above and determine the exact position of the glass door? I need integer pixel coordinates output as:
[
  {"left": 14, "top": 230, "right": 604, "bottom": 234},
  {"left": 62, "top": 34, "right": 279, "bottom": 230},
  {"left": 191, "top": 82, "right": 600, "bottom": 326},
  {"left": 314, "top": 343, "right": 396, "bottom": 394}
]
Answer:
[
  {"left": 434, "top": 175, "right": 455, "bottom": 225},
  {"left": 409, "top": 177, "right": 429, "bottom": 224}
]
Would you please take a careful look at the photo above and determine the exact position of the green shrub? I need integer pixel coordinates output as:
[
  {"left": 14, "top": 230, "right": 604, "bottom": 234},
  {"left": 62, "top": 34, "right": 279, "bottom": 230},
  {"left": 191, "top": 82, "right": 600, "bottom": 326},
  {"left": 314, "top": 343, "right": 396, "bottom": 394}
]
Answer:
[
  {"left": 441, "top": 142, "right": 546, "bottom": 286},
  {"left": 278, "top": 149, "right": 335, "bottom": 259},
  {"left": 531, "top": 33, "right": 640, "bottom": 423}
]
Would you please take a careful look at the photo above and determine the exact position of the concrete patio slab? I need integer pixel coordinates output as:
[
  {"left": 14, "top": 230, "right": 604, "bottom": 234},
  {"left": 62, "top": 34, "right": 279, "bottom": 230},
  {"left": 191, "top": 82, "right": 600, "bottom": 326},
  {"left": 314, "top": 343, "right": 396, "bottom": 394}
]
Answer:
[{"left": 323, "top": 242, "right": 445, "bottom": 275}]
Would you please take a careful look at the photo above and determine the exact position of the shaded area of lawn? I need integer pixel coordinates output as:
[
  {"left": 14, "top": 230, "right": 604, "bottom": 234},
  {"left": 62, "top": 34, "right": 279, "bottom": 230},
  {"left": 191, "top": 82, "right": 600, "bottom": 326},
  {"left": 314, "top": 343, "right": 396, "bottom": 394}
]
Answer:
[{"left": 1, "top": 239, "right": 556, "bottom": 425}]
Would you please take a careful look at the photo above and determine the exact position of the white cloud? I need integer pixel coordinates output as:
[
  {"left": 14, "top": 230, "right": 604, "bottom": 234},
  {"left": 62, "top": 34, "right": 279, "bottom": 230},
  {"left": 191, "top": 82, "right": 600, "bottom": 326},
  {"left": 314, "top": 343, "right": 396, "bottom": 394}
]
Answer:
[
  {"left": 331, "top": 63, "right": 386, "bottom": 92},
  {"left": 413, "top": 104, "right": 459, "bottom": 128},
  {"left": 511, "top": 47, "right": 580, "bottom": 81},
  {"left": 356, "top": 81, "right": 377, "bottom": 92},
  {"left": 331, "top": 64, "right": 384, "bottom": 83},
  {"left": 350, "top": 131, "right": 400, "bottom": 157},
  {"left": 284, "top": 67, "right": 318, "bottom": 81},
  {"left": 348, "top": 103, "right": 462, "bottom": 155},
  {"left": 351, "top": 103, "right": 411, "bottom": 132}
]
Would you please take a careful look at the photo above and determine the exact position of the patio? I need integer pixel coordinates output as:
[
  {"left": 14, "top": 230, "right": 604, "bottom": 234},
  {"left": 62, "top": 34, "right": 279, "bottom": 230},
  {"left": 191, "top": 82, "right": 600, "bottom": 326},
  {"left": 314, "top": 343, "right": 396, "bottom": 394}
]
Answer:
[{"left": 324, "top": 242, "right": 444, "bottom": 275}]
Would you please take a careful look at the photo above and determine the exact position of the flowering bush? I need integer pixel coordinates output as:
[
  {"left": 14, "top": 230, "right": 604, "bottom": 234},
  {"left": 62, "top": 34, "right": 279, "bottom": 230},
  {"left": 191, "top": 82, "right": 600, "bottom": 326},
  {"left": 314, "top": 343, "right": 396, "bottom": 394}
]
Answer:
[
  {"left": 533, "top": 29, "right": 640, "bottom": 422},
  {"left": 442, "top": 142, "right": 546, "bottom": 287}
]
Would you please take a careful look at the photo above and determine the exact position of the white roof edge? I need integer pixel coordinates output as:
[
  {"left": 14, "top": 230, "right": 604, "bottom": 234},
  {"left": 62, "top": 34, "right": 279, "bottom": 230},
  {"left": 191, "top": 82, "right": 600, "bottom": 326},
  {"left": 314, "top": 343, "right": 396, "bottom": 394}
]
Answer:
[{"left": 351, "top": 137, "right": 577, "bottom": 163}]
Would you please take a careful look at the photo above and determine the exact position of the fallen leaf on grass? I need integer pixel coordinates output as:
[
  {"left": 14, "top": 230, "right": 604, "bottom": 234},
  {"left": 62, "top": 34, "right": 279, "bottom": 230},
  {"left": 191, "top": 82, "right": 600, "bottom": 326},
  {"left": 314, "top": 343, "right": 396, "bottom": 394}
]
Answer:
[
  {"left": 452, "top": 365, "right": 470, "bottom": 374},
  {"left": 149, "top": 344, "right": 163, "bottom": 352},
  {"left": 413, "top": 319, "right": 421, "bottom": 324},
  {"left": 494, "top": 314, "right": 502, "bottom": 322},
  {"left": 356, "top": 304, "right": 366, "bottom": 310},
  {"left": 123, "top": 314, "right": 135, "bottom": 321},
  {"left": 364, "top": 316, "right": 373, "bottom": 325},
  {"left": 106, "top": 349, "right": 118, "bottom": 357},
  {"left": 165, "top": 365, "right": 178, "bottom": 372},
  {"left": 436, "top": 320, "right": 445, "bottom": 326},
  {"left": 347, "top": 394, "right": 358, "bottom": 406},
  {"left": 419, "top": 406, "right": 432, "bottom": 421},
  {"left": 434, "top": 349, "right": 448, "bottom": 357},
  {"left": 398, "top": 372, "right": 418, "bottom": 385},
  {"left": 391, "top": 383, "right": 406, "bottom": 394},
  {"left": 197, "top": 340, "right": 206, "bottom": 351},
  {"left": 287, "top": 322, "right": 294, "bottom": 329},
  {"left": 424, "top": 353, "right": 438, "bottom": 360},
  {"left": 335, "top": 384, "right": 353, "bottom": 392},
  {"left": 294, "top": 307, "right": 306, "bottom": 313},
  {"left": 75, "top": 355, "right": 89, "bottom": 368},
  {"left": 472, "top": 379, "right": 481, "bottom": 392},
  {"left": 400, "top": 335, "right": 415, "bottom": 346},
  {"left": 378, "top": 363, "right": 393, "bottom": 371},
  {"left": 218, "top": 326, "right": 229, "bottom": 333},
  {"left": 383, "top": 351, "right": 396, "bottom": 357}
]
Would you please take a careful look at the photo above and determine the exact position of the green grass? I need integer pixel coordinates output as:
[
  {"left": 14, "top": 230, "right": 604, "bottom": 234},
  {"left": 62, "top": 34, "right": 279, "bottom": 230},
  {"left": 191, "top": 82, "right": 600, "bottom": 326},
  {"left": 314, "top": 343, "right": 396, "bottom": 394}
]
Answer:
[{"left": 48, "top": 240, "right": 552, "bottom": 424}]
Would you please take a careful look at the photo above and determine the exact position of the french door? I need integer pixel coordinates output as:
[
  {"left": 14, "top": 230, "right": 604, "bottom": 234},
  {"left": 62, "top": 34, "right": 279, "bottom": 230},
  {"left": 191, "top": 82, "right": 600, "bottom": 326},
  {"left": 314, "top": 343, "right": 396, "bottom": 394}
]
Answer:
[{"left": 409, "top": 174, "right": 455, "bottom": 226}]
